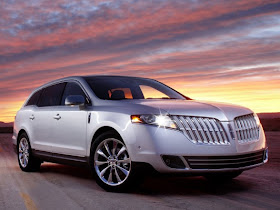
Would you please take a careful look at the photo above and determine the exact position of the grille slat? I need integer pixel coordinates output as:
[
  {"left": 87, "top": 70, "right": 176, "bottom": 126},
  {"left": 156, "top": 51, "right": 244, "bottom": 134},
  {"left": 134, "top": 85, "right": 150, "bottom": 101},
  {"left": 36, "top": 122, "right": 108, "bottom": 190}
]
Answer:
[
  {"left": 170, "top": 116, "right": 230, "bottom": 145},
  {"left": 211, "top": 119, "right": 224, "bottom": 144},
  {"left": 195, "top": 118, "right": 209, "bottom": 143},
  {"left": 216, "top": 121, "right": 228, "bottom": 144},
  {"left": 178, "top": 116, "right": 197, "bottom": 143},
  {"left": 207, "top": 119, "right": 219, "bottom": 144},
  {"left": 234, "top": 114, "right": 259, "bottom": 143},
  {"left": 187, "top": 117, "right": 203, "bottom": 143},
  {"left": 199, "top": 118, "right": 213, "bottom": 144},
  {"left": 202, "top": 118, "right": 215, "bottom": 144}
]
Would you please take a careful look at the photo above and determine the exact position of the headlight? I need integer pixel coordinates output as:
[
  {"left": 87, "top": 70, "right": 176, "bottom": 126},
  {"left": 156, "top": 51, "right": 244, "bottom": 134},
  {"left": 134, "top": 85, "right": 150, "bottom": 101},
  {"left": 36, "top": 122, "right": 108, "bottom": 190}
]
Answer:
[
  {"left": 131, "top": 114, "right": 178, "bottom": 129},
  {"left": 253, "top": 113, "right": 261, "bottom": 126}
]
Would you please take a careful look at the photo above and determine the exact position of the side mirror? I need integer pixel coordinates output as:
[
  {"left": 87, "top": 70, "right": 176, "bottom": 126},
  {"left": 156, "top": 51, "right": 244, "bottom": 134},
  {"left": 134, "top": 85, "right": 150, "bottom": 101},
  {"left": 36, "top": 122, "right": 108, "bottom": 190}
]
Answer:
[{"left": 65, "top": 95, "right": 85, "bottom": 106}]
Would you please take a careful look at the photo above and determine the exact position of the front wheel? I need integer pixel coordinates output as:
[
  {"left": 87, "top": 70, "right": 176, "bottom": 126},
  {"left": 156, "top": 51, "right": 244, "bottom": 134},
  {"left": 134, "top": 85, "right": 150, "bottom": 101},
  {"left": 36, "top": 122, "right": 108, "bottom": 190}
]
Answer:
[
  {"left": 17, "top": 133, "right": 41, "bottom": 172},
  {"left": 90, "top": 131, "right": 140, "bottom": 192}
]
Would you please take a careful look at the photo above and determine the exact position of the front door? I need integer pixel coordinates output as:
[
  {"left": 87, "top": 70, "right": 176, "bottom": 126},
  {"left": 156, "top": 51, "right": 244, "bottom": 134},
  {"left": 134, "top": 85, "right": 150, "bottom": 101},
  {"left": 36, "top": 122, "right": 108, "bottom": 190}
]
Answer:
[{"left": 50, "top": 82, "right": 89, "bottom": 157}]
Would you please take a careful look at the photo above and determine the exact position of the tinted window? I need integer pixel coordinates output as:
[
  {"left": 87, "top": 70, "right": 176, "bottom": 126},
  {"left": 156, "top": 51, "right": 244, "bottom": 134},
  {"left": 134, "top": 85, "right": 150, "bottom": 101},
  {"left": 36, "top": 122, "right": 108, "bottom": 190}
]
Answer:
[
  {"left": 26, "top": 89, "right": 43, "bottom": 106},
  {"left": 38, "top": 83, "right": 66, "bottom": 107},
  {"left": 61, "top": 82, "right": 87, "bottom": 105},
  {"left": 85, "top": 76, "right": 188, "bottom": 100}
]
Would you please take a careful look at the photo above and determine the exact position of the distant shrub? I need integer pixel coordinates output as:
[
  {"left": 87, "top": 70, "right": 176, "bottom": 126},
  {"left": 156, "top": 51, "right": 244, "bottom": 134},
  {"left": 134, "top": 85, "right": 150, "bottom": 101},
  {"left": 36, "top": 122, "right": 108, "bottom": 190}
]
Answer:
[
  {"left": 260, "top": 118, "right": 280, "bottom": 131},
  {"left": 0, "top": 127, "right": 13, "bottom": 133}
]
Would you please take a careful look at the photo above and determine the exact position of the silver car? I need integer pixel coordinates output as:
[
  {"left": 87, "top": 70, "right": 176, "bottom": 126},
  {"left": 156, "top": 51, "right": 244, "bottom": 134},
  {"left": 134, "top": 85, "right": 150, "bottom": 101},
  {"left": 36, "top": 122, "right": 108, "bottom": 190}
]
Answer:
[{"left": 13, "top": 75, "right": 268, "bottom": 192}]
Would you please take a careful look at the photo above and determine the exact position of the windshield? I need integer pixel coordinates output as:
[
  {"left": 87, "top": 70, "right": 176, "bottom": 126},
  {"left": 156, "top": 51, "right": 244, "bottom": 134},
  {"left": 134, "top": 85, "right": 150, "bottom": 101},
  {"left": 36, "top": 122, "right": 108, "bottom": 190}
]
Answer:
[{"left": 84, "top": 76, "right": 189, "bottom": 100}]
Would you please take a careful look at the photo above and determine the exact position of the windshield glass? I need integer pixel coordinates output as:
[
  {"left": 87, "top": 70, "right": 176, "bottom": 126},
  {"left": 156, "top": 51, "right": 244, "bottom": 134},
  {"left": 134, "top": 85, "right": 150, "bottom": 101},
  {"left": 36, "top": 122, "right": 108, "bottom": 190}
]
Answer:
[{"left": 84, "top": 76, "right": 189, "bottom": 100}]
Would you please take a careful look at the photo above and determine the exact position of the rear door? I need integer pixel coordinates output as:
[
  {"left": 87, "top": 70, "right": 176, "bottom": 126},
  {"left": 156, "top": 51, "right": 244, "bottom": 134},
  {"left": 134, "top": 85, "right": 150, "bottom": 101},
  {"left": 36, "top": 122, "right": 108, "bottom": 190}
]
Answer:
[{"left": 50, "top": 81, "right": 88, "bottom": 157}]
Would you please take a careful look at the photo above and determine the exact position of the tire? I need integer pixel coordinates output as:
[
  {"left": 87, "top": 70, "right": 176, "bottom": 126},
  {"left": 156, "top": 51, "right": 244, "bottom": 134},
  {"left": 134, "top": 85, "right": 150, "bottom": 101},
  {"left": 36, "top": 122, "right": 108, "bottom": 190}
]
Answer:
[
  {"left": 204, "top": 171, "right": 242, "bottom": 181},
  {"left": 17, "top": 133, "right": 41, "bottom": 172},
  {"left": 90, "top": 131, "right": 141, "bottom": 192}
]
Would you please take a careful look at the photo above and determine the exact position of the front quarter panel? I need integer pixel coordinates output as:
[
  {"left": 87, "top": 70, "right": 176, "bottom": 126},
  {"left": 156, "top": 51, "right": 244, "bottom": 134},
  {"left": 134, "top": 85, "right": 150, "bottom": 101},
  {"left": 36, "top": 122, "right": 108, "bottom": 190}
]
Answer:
[{"left": 86, "top": 110, "right": 137, "bottom": 157}]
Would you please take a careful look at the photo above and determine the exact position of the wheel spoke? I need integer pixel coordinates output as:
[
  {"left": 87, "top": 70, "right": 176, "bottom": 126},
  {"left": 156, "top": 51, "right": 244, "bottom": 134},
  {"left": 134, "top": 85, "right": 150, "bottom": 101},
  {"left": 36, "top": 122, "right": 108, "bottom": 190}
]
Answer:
[
  {"left": 100, "top": 165, "right": 111, "bottom": 177},
  {"left": 116, "top": 146, "right": 126, "bottom": 158},
  {"left": 116, "top": 165, "right": 129, "bottom": 176},
  {"left": 24, "top": 155, "right": 28, "bottom": 162},
  {"left": 97, "top": 149, "right": 109, "bottom": 159},
  {"left": 108, "top": 168, "right": 113, "bottom": 183},
  {"left": 112, "top": 141, "right": 118, "bottom": 156},
  {"left": 20, "top": 142, "right": 25, "bottom": 151},
  {"left": 23, "top": 140, "right": 28, "bottom": 149},
  {"left": 114, "top": 168, "right": 122, "bottom": 182},
  {"left": 118, "top": 158, "right": 131, "bottom": 164},
  {"left": 104, "top": 143, "right": 112, "bottom": 157},
  {"left": 95, "top": 160, "right": 107, "bottom": 166},
  {"left": 23, "top": 156, "right": 27, "bottom": 166}
]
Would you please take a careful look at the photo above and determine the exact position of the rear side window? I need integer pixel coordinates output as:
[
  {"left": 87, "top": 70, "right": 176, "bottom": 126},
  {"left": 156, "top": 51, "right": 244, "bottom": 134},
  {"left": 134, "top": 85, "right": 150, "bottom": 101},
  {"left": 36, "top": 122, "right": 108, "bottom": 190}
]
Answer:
[
  {"left": 61, "top": 82, "right": 87, "bottom": 105},
  {"left": 38, "top": 83, "right": 66, "bottom": 107},
  {"left": 26, "top": 89, "right": 43, "bottom": 106}
]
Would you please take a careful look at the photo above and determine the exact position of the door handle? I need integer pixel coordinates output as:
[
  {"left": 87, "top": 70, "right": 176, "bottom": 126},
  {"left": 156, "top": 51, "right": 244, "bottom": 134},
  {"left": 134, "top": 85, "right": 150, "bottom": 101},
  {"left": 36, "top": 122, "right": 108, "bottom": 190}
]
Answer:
[
  {"left": 29, "top": 115, "right": 35, "bottom": 120},
  {"left": 53, "top": 114, "right": 61, "bottom": 120}
]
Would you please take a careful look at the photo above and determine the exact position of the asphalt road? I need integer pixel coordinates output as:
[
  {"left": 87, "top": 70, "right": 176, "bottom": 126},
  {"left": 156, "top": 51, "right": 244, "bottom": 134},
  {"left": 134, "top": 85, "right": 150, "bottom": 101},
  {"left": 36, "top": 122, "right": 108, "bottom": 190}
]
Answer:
[{"left": 0, "top": 132, "right": 280, "bottom": 210}]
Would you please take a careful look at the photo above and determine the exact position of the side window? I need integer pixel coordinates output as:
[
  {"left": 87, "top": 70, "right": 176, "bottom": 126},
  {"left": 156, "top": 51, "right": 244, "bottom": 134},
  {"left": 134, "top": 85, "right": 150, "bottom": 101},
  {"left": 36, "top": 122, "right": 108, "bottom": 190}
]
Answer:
[
  {"left": 26, "top": 89, "right": 43, "bottom": 106},
  {"left": 61, "top": 82, "right": 87, "bottom": 105},
  {"left": 38, "top": 83, "right": 66, "bottom": 107}
]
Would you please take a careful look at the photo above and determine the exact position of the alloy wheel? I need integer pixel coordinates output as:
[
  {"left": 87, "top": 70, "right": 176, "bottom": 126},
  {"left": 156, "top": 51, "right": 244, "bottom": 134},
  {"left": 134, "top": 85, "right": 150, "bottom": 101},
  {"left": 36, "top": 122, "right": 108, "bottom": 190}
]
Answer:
[
  {"left": 94, "top": 138, "right": 131, "bottom": 186},
  {"left": 18, "top": 137, "right": 30, "bottom": 168}
]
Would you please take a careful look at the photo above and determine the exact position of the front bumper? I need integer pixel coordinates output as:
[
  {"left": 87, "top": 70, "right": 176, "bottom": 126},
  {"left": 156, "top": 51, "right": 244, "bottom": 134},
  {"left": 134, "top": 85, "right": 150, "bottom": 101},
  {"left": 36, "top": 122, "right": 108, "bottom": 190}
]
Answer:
[{"left": 127, "top": 123, "right": 267, "bottom": 173}]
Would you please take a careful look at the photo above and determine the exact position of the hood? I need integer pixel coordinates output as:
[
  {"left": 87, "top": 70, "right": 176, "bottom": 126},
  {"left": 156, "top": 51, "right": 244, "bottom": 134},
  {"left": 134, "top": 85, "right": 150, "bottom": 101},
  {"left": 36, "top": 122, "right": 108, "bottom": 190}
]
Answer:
[{"left": 123, "top": 99, "right": 253, "bottom": 121}]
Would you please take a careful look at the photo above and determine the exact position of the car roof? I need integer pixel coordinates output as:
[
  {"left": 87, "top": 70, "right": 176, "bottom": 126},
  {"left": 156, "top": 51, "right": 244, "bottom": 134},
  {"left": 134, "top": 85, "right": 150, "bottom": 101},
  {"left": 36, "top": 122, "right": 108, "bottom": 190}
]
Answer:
[
  {"left": 82, "top": 75, "right": 150, "bottom": 80},
  {"left": 34, "top": 75, "right": 152, "bottom": 91}
]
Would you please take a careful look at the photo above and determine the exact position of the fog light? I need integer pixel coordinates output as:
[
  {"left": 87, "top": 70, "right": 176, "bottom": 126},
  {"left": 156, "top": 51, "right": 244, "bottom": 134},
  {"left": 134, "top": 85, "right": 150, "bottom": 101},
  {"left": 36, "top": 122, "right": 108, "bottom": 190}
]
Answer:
[{"left": 162, "top": 155, "right": 185, "bottom": 169}]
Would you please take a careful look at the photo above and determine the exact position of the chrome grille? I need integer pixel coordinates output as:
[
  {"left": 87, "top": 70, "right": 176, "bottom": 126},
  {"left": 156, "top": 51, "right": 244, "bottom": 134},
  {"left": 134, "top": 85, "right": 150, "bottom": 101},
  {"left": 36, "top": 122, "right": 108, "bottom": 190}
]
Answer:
[
  {"left": 234, "top": 114, "right": 259, "bottom": 143},
  {"left": 170, "top": 116, "right": 230, "bottom": 145}
]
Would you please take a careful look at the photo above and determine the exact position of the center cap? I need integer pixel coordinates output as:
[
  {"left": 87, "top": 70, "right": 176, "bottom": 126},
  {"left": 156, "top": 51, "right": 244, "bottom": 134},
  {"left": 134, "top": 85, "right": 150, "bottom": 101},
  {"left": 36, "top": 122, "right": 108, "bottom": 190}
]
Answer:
[{"left": 108, "top": 156, "right": 117, "bottom": 167}]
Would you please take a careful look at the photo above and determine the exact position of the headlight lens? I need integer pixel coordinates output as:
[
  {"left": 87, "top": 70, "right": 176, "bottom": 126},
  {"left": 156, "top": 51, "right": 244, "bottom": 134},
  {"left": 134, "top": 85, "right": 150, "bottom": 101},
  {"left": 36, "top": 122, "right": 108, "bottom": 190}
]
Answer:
[
  {"left": 131, "top": 114, "right": 178, "bottom": 129},
  {"left": 253, "top": 113, "right": 261, "bottom": 126}
]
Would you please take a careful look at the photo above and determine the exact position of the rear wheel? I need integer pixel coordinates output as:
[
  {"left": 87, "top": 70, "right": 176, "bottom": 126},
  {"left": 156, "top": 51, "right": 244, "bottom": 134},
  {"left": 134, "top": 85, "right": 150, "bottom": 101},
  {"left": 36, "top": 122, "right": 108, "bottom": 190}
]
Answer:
[
  {"left": 90, "top": 131, "right": 141, "bottom": 192},
  {"left": 17, "top": 133, "right": 41, "bottom": 172},
  {"left": 204, "top": 171, "right": 242, "bottom": 181}
]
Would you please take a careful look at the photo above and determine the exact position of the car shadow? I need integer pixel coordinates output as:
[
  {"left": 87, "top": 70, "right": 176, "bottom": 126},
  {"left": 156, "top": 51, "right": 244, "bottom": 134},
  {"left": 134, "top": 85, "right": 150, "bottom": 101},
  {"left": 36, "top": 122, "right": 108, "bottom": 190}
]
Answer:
[
  {"left": 39, "top": 163, "right": 93, "bottom": 180},
  {"left": 38, "top": 163, "right": 253, "bottom": 196},
  {"left": 135, "top": 175, "right": 254, "bottom": 196}
]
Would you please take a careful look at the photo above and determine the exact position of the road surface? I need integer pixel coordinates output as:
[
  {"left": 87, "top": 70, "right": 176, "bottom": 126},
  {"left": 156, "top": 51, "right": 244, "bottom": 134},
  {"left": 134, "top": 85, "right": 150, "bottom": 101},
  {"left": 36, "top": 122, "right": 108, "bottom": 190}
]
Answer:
[{"left": 0, "top": 132, "right": 280, "bottom": 210}]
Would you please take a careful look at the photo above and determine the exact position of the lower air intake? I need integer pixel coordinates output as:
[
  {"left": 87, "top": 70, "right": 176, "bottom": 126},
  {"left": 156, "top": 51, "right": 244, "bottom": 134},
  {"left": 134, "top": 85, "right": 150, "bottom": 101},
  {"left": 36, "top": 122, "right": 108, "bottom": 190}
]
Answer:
[{"left": 184, "top": 150, "right": 265, "bottom": 169}]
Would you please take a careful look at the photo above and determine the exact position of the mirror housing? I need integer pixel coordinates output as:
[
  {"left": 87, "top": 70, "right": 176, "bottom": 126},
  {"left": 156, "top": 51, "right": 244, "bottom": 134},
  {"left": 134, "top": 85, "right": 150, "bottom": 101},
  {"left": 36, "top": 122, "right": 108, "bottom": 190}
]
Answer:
[{"left": 65, "top": 95, "right": 85, "bottom": 106}]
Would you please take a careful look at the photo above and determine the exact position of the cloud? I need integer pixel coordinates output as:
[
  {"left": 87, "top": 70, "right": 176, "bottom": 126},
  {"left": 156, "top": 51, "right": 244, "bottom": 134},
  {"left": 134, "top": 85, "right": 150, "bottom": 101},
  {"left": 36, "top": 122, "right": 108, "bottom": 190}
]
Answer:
[{"left": 0, "top": 0, "right": 280, "bottom": 122}]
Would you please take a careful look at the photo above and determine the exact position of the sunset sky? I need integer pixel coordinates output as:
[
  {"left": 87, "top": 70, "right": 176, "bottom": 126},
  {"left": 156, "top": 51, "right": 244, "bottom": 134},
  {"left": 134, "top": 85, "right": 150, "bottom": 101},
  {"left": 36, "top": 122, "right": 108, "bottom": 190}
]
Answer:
[{"left": 0, "top": 0, "right": 280, "bottom": 122}]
